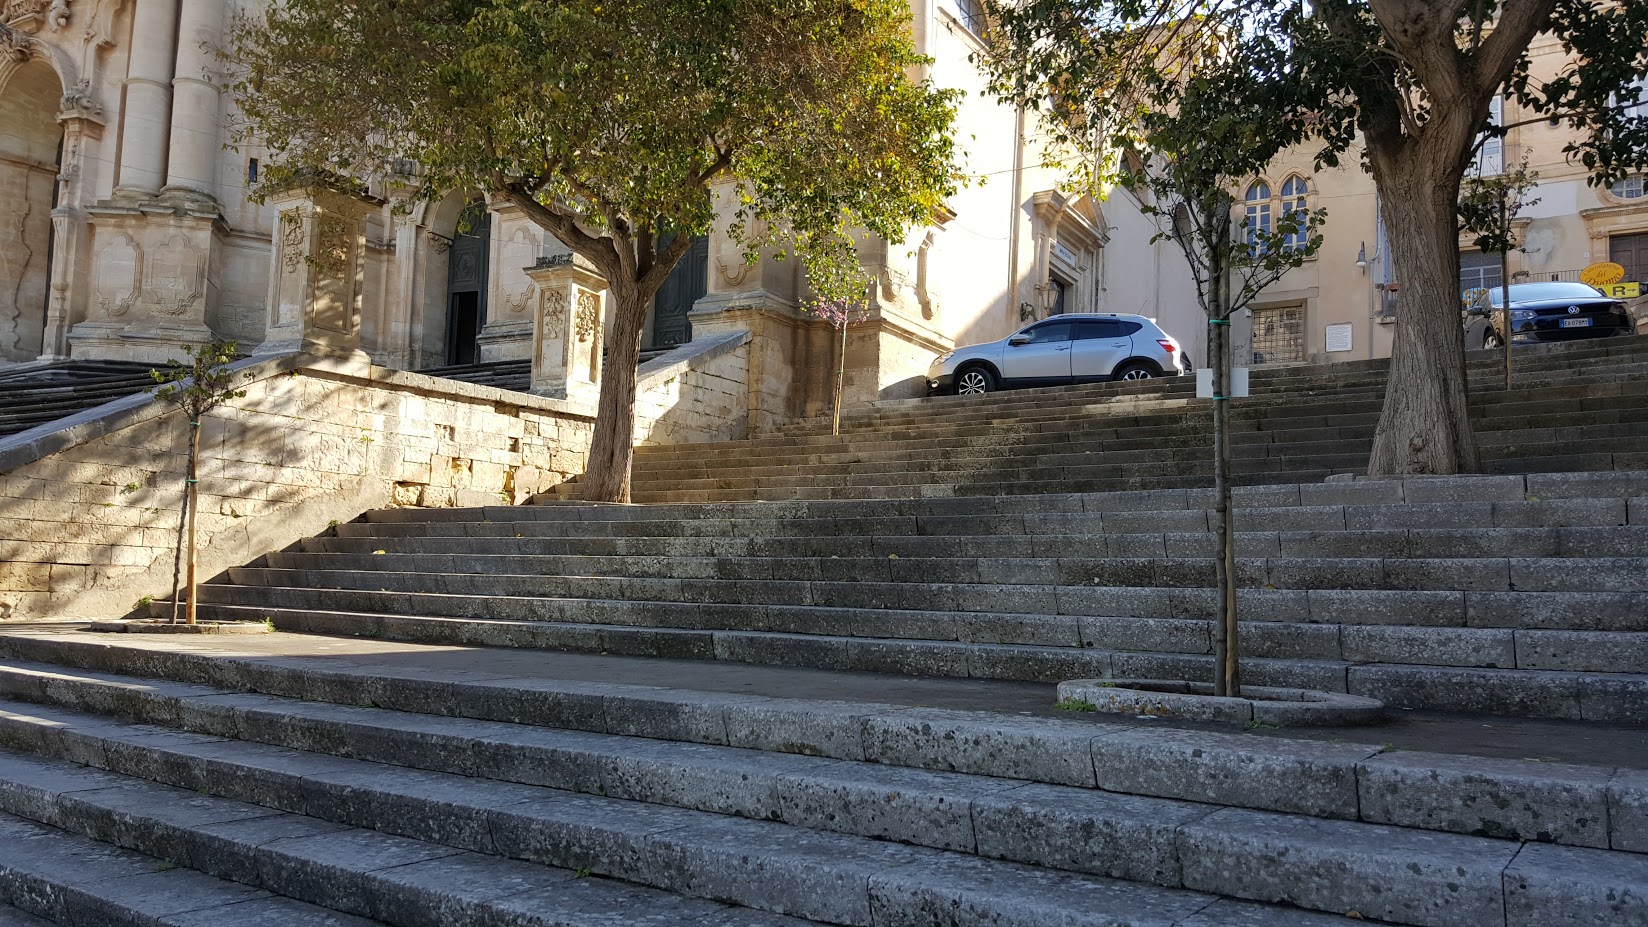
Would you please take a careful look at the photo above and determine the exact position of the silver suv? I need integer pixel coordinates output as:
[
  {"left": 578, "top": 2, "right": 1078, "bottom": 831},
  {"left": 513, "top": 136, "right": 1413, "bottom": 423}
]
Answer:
[{"left": 927, "top": 313, "right": 1191, "bottom": 395}]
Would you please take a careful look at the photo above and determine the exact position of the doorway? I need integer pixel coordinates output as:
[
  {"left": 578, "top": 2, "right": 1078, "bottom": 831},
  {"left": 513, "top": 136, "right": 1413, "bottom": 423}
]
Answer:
[
  {"left": 650, "top": 235, "right": 708, "bottom": 348},
  {"left": 443, "top": 199, "right": 490, "bottom": 365}
]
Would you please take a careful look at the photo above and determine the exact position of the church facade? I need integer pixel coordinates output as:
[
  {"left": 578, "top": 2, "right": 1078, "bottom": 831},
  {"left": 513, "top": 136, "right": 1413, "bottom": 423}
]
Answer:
[{"left": 0, "top": 0, "right": 1200, "bottom": 424}]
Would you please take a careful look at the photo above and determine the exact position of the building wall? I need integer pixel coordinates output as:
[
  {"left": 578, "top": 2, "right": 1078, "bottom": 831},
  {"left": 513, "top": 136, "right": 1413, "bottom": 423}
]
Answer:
[{"left": 1255, "top": 33, "right": 1648, "bottom": 366}]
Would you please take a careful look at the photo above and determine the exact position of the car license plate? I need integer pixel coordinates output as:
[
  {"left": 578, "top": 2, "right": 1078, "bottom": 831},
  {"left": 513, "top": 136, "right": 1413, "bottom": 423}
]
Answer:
[{"left": 1561, "top": 317, "right": 1592, "bottom": 328}]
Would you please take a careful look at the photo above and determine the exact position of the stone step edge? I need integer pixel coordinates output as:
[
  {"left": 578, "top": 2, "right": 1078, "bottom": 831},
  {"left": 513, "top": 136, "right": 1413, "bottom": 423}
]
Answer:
[
  {"left": 0, "top": 806, "right": 385, "bottom": 927},
  {"left": 165, "top": 603, "right": 1648, "bottom": 722},
  {"left": 0, "top": 699, "right": 1427, "bottom": 927},
  {"left": 0, "top": 661, "right": 1637, "bottom": 860},
  {"left": 476, "top": 470, "right": 1648, "bottom": 521},
  {"left": 244, "top": 555, "right": 1648, "bottom": 596},
  {"left": 0, "top": 743, "right": 824, "bottom": 927}
]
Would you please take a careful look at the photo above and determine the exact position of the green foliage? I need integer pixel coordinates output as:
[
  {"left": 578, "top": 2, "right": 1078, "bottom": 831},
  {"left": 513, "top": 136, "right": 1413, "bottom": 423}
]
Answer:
[
  {"left": 150, "top": 341, "right": 251, "bottom": 420},
  {"left": 224, "top": 0, "right": 963, "bottom": 303},
  {"left": 1459, "top": 156, "right": 1541, "bottom": 259},
  {"left": 1055, "top": 698, "right": 1098, "bottom": 712},
  {"left": 983, "top": 1, "right": 1322, "bottom": 321}
]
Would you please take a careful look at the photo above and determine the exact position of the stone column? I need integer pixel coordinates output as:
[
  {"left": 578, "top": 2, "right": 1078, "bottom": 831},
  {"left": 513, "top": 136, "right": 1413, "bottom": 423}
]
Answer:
[
  {"left": 525, "top": 254, "right": 606, "bottom": 401},
  {"left": 40, "top": 95, "right": 108, "bottom": 361},
  {"left": 113, "top": 0, "right": 180, "bottom": 197},
  {"left": 160, "top": 0, "right": 221, "bottom": 205},
  {"left": 256, "top": 185, "right": 381, "bottom": 360}
]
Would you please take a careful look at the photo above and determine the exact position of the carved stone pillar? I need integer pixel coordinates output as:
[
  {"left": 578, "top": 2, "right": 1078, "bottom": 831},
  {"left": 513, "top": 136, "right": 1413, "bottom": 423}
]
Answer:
[
  {"left": 255, "top": 185, "right": 381, "bottom": 360},
  {"left": 38, "top": 84, "right": 105, "bottom": 360},
  {"left": 525, "top": 254, "right": 606, "bottom": 401}
]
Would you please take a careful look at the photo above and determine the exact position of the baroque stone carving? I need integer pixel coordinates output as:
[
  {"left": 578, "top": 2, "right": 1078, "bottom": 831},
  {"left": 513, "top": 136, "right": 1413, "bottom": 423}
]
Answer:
[
  {"left": 2, "top": 0, "right": 68, "bottom": 33},
  {"left": 279, "top": 211, "right": 305, "bottom": 275},
  {"left": 314, "top": 215, "right": 351, "bottom": 278},
  {"left": 425, "top": 231, "right": 453, "bottom": 254},
  {"left": 0, "top": 21, "right": 33, "bottom": 58},
  {"left": 574, "top": 291, "right": 599, "bottom": 342},
  {"left": 94, "top": 234, "right": 140, "bottom": 317},
  {"left": 499, "top": 228, "right": 538, "bottom": 314},
  {"left": 144, "top": 233, "right": 205, "bottom": 316},
  {"left": 58, "top": 79, "right": 101, "bottom": 118},
  {"left": 540, "top": 286, "right": 567, "bottom": 341}
]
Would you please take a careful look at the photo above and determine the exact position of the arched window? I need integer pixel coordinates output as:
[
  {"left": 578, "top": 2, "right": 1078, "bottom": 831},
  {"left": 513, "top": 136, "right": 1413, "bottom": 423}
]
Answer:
[
  {"left": 1244, "top": 181, "right": 1272, "bottom": 252},
  {"left": 1281, "top": 176, "right": 1310, "bottom": 251}
]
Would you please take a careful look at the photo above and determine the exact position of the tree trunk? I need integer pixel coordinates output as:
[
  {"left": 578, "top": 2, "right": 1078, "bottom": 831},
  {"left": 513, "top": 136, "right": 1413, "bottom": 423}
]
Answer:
[
  {"left": 1366, "top": 159, "right": 1481, "bottom": 476},
  {"left": 833, "top": 322, "right": 848, "bottom": 437},
  {"left": 185, "top": 420, "right": 201, "bottom": 626},
  {"left": 169, "top": 460, "right": 187, "bottom": 624},
  {"left": 581, "top": 279, "right": 648, "bottom": 503}
]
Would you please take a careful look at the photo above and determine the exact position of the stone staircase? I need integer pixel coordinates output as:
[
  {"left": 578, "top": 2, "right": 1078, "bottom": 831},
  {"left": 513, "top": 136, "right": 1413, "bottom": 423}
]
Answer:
[
  {"left": 593, "top": 335, "right": 1648, "bottom": 503},
  {"left": 0, "top": 628, "right": 1638, "bottom": 927},
  {"left": 188, "top": 468, "right": 1648, "bottom": 722},
  {"left": 0, "top": 361, "right": 159, "bottom": 439},
  {"left": 416, "top": 347, "right": 674, "bottom": 394}
]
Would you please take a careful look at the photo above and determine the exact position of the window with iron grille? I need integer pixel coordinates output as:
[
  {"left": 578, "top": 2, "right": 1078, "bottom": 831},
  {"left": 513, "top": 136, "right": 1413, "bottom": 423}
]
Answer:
[
  {"left": 1611, "top": 175, "right": 1648, "bottom": 200},
  {"left": 945, "top": 0, "right": 986, "bottom": 34},
  {"left": 1250, "top": 306, "right": 1305, "bottom": 365},
  {"left": 1460, "top": 250, "right": 1503, "bottom": 304}
]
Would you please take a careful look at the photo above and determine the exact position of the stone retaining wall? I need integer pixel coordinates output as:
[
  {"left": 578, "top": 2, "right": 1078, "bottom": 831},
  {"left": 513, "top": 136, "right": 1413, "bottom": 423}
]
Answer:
[{"left": 0, "top": 334, "right": 753, "bottom": 620}]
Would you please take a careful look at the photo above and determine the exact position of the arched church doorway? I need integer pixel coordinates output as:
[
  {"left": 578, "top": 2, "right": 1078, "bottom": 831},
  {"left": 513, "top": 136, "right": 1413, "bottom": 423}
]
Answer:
[
  {"left": 0, "top": 59, "right": 64, "bottom": 363},
  {"left": 444, "top": 199, "right": 491, "bottom": 365}
]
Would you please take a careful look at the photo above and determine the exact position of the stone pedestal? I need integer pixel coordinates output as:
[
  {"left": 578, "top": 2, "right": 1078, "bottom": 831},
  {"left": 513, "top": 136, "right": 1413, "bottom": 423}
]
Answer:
[
  {"left": 526, "top": 254, "right": 606, "bottom": 402},
  {"left": 68, "top": 204, "right": 222, "bottom": 363},
  {"left": 255, "top": 185, "right": 381, "bottom": 360}
]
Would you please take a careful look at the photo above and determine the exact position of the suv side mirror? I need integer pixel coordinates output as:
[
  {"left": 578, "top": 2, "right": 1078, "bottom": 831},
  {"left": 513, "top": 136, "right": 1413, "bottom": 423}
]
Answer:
[{"left": 1008, "top": 333, "right": 1032, "bottom": 346}]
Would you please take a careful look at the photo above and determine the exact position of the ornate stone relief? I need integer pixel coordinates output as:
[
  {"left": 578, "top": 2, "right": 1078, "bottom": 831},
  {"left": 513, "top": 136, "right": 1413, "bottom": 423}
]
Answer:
[
  {"left": 499, "top": 228, "right": 538, "bottom": 314},
  {"left": 574, "top": 291, "right": 599, "bottom": 342},
  {"left": 3, "top": 0, "right": 69, "bottom": 33},
  {"left": 93, "top": 234, "right": 139, "bottom": 317},
  {"left": 144, "top": 234, "right": 205, "bottom": 317},
  {"left": 314, "top": 215, "right": 350, "bottom": 278},
  {"left": 0, "top": 21, "right": 33, "bottom": 58},
  {"left": 58, "top": 79, "right": 101, "bottom": 119},
  {"left": 425, "top": 231, "right": 453, "bottom": 254},
  {"left": 540, "top": 286, "right": 567, "bottom": 341},
  {"left": 279, "top": 211, "right": 305, "bottom": 275}
]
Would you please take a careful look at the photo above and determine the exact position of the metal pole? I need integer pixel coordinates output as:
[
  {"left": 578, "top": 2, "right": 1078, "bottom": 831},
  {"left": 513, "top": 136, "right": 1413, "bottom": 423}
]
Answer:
[{"left": 1499, "top": 191, "right": 1514, "bottom": 391}]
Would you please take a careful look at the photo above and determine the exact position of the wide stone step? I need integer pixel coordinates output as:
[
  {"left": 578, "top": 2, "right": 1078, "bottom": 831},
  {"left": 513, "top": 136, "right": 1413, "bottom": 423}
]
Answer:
[
  {"left": 0, "top": 697, "right": 1455, "bottom": 927},
  {"left": 0, "top": 805, "right": 383, "bottom": 926},
  {"left": 303, "top": 524, "right": 1648, "bottom": 560},
  {"left": 0, "top": 742, "right": 823, "bottom": 927},
  {"left": 247, "top": 553, "right": 1648, "bottom": 594},
  {"left": 730, "top": 380, "right": 1648, "bottom": 448},
  {"left": 0, "top": 658, "right": 1637, "bottom": 859},
  {"left": 345, "top": 497, "right": 1640, "bottom": 541},
  {"left": 184, "top": 598, "right": 1648, "bottom": 719}
]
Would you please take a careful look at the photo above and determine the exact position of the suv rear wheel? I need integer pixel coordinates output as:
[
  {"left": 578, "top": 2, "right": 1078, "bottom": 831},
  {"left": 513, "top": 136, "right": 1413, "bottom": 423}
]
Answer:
[{"left": 1113, "top": 362, "right": 1157, "bottom": 381}]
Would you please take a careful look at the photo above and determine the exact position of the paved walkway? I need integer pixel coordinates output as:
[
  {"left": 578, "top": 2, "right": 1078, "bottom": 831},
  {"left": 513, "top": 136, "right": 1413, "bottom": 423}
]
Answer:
[{"left": 6, "top": 624, "right": 1645, "bottom": 768}]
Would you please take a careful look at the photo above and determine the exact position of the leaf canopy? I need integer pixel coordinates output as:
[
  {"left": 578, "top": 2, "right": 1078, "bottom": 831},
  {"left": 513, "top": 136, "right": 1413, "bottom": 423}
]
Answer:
[{"left": 227, "top": 0, "right": 963, "bottom": 301}]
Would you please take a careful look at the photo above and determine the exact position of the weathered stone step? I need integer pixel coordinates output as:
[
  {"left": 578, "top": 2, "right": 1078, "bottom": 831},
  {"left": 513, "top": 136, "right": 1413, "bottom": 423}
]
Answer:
[
  {"left": 727, "top": 380, "right": 1648, "bottom": 447},
  {"left": 303, "top": 524, "right": 1648, "bottom": 561},
  {"left": 510, "top": 471, "right": 1648, "bottom": 522},
  {"left": 247, "top": 553, "right": 1648, "bottom": 595},
  {"left": 184, "top": 598, "right": 1648, "bottom": 720},
  {"left": 0, "top": 659, "right": 1636, "bottom": 857},
  {"left": 0, "top": 698, "right": 1454, "bottom": 927},
  {"left": 0, "top": 804, "right": 383, "bottom": 926},
  {"left": 345, "top": 497, "right": 1640, "bottom": 541},
  {"left": 0, "top": 743, "right": 825, "bottom": 927}
]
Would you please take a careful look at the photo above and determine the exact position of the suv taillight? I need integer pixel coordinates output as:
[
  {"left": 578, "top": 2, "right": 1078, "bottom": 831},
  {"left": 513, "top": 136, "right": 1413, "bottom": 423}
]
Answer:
[{"left": 1157, "top": 340, "right": 1177, "bottom": 352}]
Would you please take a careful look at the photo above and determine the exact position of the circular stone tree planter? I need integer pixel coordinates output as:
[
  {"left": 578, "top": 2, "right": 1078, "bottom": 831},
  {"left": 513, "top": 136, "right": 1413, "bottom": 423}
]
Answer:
[
  {"left": 86, "top": 619, "right": 272, "bottom": 636},
  {"left": 1058, "top": 679, "right": 1385, "bottom": 727}
]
